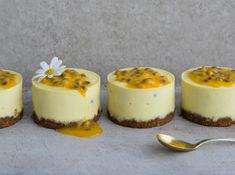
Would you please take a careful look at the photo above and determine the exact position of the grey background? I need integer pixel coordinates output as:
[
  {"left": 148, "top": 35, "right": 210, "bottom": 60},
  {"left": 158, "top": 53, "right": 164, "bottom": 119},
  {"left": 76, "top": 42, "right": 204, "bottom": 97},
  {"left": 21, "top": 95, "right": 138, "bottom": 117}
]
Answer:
[
  {"left": 0, "top": 0, "right": 235, "bottom": 88},
  {"left": 0, "top": 0, "right": 235, "bottom": 175}
]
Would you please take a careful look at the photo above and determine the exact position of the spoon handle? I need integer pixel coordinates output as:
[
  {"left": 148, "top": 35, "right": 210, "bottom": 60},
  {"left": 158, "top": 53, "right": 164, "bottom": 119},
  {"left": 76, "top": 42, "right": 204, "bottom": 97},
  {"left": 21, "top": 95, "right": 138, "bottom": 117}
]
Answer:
[{"left": 196, "top": 138, "right": 235, "bottom": 148}]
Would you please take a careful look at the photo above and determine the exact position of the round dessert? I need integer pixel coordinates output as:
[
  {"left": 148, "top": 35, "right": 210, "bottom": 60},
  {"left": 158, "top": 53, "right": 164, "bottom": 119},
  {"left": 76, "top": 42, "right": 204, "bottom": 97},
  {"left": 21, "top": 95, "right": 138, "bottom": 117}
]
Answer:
[
  {"left": 32, "top": 68, "right": 101, "bottom": 129},
  {"left": 181, "top": 66, "right": 235, "bottom": 127},
  {"left": 0, "top": 69, "right": 23, "bottom": 128},
  {"left": 107, "top": 67, "right": 175, "bottom": 128}
]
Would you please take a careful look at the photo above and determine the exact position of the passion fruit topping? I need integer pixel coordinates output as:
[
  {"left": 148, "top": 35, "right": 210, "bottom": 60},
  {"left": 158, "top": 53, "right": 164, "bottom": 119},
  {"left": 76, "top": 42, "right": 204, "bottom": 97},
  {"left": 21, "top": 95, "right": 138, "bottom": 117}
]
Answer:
[
  {"left": 189, "top": 66, "right": 235, "bottom": 87},
  {"left": 40, "top": 69, "right": 91, "bottom": 96},
  {"left": 0, "top": 70, "right": 17, "bottom": 89},
  {"left": 115, "top": 67, "right": 170, "bottom": 88}
]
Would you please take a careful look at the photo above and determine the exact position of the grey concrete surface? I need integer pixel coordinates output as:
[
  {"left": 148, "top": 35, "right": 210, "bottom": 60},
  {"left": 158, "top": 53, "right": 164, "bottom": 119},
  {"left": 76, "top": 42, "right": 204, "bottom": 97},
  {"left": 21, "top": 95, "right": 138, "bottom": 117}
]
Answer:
[
  {"left": 0, "top": 0, "right": 234, "bottom": 88},
  {"left": 0, "top": 1, "right": 235, "bottom": 174},
  {"left": 1, "top": 90, "right": 235, "bottom": 175}
]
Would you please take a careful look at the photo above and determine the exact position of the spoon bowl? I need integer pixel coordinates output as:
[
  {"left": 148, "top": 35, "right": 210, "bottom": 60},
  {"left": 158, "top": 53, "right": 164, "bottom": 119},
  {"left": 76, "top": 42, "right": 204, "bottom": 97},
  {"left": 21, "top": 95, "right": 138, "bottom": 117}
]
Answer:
[
  {"left": 156, "top": 133, "right": 235, "bottom": 152},
  {"left": 157, "top": 134, "right": 196, "bottom": 152}
]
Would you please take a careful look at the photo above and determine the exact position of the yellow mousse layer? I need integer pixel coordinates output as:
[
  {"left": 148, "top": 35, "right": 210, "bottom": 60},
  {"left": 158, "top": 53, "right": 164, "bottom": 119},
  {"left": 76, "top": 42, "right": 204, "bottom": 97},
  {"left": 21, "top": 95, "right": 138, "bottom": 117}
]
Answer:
[
  {"left": 182, "top": 67, "right": 235, "bottom": 121},
  {"left": 32, "top": 68, "right": 100, "bottom": 123},
  {"left": 108, "top": 67, "right": 175, "bottom": 122},
  {"left": 0, "top": 69, "right": 23, "bottom": 118}
]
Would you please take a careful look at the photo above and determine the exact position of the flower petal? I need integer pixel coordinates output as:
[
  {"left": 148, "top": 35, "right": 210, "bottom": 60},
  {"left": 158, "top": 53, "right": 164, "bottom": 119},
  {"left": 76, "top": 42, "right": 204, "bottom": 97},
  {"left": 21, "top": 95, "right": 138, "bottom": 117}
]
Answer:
[
  {"left": 57, "top": 66, "right": 66, "bottom": 72},
  {"left": 56, "top": 60, "right": 63, "bottom": 68},
  {"left": 35, "top": 69, "right": 44, "bottom": 75},
  {"left": 50, "top": 56, "right": 59, "bottom": 68},
  {"left": 40, "top": 61, "right": 49, "bottom": 70},
  {"left": 54, "top": 70, "right": 63, "bottom": 76},
  {"left": 34, "top": 74, "right": 44, "bottom": 78},
  {"left": 53, "top": 60, "right": 63, "bottom": 69},
  {"left": 55, "top": 67, "right": 65, "bottom": 75},
  {"left": 59, "top": 65, "right": 66, "bottom": 69}
]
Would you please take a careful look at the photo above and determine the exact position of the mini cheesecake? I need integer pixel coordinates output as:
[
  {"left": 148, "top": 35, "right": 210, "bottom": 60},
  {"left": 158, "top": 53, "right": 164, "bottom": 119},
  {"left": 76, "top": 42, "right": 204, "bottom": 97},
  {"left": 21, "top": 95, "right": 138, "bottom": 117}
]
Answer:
[
  {"left": 32, "top": 68, "right": 100, "bottom": 129},
  {"left": 107, "top": 67, "right": 175, "bottom": 128},
  {"left": 0, "top": 69, "right": 23, "bottom": 128},
  {"left": 181, "top": 66, "right": 235, "bottom": 126}
]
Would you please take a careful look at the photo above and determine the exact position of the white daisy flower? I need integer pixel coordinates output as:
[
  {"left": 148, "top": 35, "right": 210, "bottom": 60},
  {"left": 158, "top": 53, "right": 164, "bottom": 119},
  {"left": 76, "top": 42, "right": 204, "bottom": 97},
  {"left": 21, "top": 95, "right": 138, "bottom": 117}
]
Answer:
[{"left": 35, "top": 56, "right": 66, "bottom": 82}]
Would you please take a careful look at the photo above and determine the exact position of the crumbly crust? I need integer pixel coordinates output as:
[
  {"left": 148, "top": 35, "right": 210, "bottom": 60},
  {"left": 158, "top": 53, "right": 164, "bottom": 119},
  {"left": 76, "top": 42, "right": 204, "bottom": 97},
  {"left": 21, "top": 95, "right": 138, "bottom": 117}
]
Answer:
[
  {"left": 181, "top": 108, "right": 235, "bottom": 127},
  {"left": 0, "top": 110, "right": 23, "bottom": 129},
  {"left": 32, "top": 110, "right": 101, "bottom": 129},
  {"left": 107, "top": 111, "right": 174, "bottom": 128}
]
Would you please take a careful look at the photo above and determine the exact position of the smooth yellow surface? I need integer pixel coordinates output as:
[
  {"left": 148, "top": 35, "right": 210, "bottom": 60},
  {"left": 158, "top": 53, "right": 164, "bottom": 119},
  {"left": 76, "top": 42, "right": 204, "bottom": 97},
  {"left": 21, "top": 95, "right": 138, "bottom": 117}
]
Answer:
[
  {"left": 32, "top": 68, "right": 100, "bottom": 123},
  {"left": 108, "top": 67, "right": 175, "bottom": 122},
  {"left": 182, "top": 67, "right": 235, "bottom": 121},
  {"left": 0, "top": 70, "right": 23, "bottom": 118}
]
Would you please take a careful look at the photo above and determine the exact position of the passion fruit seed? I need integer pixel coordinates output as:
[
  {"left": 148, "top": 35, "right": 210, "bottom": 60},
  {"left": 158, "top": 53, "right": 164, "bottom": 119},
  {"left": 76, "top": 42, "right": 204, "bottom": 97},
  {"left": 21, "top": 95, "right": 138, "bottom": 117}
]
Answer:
[
  {"left": 81, "top": 85, "right": 86, "bottom": 90},
  {"left": 55, "top": 81, "right": 64, "bottom": 86},
  {"left": 141, "top": 79, "right": 147, "bottom": 83},
  {"left": 1, "top": 81, "right": 7, "bottom": 85},
  {"left": 73, "top": 82, "right": 80, "bottom": 88},
  {"left": 84, "top": 81, "right": 90, "bottom": 84}
]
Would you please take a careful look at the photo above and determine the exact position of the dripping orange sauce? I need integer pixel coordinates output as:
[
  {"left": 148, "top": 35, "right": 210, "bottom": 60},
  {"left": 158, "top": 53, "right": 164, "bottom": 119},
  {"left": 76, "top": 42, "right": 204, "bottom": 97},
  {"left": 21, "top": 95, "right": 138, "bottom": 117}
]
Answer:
[{"left": 56, "top": 120, "right": 103, "bottom": 138}]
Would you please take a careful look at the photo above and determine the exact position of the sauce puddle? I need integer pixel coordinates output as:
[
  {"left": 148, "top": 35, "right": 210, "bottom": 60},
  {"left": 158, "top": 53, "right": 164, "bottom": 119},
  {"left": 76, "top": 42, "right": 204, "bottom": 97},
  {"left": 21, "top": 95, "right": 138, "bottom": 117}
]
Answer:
[{"left": 56, "top": 121, "right": 103, "bottom": 138}]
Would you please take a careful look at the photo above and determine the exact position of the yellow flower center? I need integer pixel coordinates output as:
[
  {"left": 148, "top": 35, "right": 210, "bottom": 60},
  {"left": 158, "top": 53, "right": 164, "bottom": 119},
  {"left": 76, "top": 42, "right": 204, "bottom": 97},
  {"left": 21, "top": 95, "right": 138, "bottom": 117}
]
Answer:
[{"left": 45, "top": 68, "right": 55, "bottom": 75}]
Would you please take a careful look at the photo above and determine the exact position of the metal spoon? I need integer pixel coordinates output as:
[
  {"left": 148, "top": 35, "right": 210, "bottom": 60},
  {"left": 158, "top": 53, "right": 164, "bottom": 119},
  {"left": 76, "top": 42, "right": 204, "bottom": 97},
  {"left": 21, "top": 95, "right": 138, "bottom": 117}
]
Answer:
[{"left": 157, "top": 133, "right": 235, "bottom": 152}]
